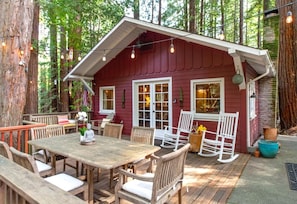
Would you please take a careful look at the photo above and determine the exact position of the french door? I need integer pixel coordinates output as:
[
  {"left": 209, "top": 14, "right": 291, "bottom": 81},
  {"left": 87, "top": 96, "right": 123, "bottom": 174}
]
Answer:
[{"left": 133, "top": 78, "right": 172, "bottom": 139}]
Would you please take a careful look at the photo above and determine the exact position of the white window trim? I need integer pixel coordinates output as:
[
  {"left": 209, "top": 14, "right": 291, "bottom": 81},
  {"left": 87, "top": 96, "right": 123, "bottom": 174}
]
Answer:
[
  {"left": 191, "top": 77, "right": 225, "bottom": 121},
  {"left": 249, "top": 81, "right": 256, "bottom": 119},
  {"left": 99, "top": 86, "right": 115, "bottom": 114}
]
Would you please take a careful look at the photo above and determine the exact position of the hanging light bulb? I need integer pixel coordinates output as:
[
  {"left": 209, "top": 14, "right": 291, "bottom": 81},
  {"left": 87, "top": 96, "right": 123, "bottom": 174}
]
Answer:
[
  {"left": 19, "top": 48, "right": 24, "bottom": 56},
  {"left": 2, "top": 41, "right": 6, "bottom": 47},
  {"left": 102, "top": 50, "right": 106, "bottom": 61},
  {"left": 286, "top": 11, "right": 293, "bottom": 24},
  {"left": 61, "top": 54, "right": 64, "bottom": 60},
  {"left": 131, "top": 46, "right": 135, "bottom": 59},
  {"left": 170, "top": 38, "right": 175, "bottom": 53},
  {"left": 219, "top": 30, "right": 225, "bottom": 40}
]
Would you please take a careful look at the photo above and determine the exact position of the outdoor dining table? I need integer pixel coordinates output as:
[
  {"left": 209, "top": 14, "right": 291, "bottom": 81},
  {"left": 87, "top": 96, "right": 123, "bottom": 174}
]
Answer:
[{"left": 28, "top": 133, "right": 161, "bottom": 204}]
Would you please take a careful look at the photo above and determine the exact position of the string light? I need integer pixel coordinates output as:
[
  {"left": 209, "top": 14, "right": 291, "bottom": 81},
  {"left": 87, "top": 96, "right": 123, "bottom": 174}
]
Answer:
[
  {"left": 286, "top": 11, "right": 293, "bottom": 23},
  {"left": 78, "top": 54, "right": 82, "bottom": 61},
  {"left": 102, "top": 50, "right": 106, "bottom": 61},
  {"left": 170, "top": 38, "right": 175, "bottom": 53},
  {"left": 131, "top": 46, "right": 135, "bottom": 59}
]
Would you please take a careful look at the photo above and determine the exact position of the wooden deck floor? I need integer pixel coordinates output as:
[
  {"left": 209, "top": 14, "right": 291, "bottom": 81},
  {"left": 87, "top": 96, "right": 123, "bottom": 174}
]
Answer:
[{"left": 57, "top": 143, "right": 250, "bottom": 204}]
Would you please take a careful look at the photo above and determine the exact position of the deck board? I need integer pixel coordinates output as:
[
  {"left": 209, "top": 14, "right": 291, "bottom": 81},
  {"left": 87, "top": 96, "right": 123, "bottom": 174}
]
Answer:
[{"left": 56, "top": 141, "right": 250, "bottom": 204}]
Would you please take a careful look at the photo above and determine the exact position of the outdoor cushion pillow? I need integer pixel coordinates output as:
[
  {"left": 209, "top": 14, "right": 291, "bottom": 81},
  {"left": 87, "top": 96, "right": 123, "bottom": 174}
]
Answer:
[
  {"left": 122, "top": 173, "right": 154, "bottom": 200},
  {"left": 57, "top": 115, "right": 69, "bottom": 125}
]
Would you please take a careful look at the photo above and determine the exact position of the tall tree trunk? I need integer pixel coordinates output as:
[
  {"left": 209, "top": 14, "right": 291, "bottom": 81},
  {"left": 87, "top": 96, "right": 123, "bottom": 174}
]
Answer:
[
  {"left": 0, "top": 0, "right": 34, "bottom": 126},
  {"left": 189, "top": 0, "right": 196, "bottom": 33},
  {"left": 25, "top": 0, "right": 39, "bottom": 114},
  {"left": 239, "top": 0, "right": 244, "bottom": 44},
  {"left": 277, "top": 0, "right": 297, "bottom": 130},
  {"left": 134, "top": 0, "right": 139, "bottom": 19},
  {"left": 199, "top": 0, "right": 204, "bottom": 34},
  {"left": 158, "top": 0, "right": 161, "bottom": 25},
  {"left": 50, "top": 23, "right": 58, "bottom": 112},
  {"left": 60, "top": 26, "right": 68, "bottom": 112}
]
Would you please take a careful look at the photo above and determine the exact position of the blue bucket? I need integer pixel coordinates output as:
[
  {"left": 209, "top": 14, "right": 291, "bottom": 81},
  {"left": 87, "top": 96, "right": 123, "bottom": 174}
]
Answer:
[{"left": 258, "top": 139, "right": 279, "bottom": 158}]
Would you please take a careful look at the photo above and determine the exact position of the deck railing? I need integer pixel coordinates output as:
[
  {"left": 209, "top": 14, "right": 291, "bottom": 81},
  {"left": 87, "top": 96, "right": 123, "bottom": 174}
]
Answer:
[{"left": 0, "top": 123, "right": 46, "bottom": 153}]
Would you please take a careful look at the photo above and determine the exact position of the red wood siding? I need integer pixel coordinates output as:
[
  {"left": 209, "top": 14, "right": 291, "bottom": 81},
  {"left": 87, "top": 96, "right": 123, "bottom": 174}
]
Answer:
[{"left": 92, "top": 31, "right": 248, "bottom": 153}]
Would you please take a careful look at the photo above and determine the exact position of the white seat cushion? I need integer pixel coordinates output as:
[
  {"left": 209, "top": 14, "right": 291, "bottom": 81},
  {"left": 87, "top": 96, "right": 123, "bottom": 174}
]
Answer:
[
  {"left": 36, "top": 160, "right": 52, "bottom": 172},
  {"left": 122, "top": 173, "right": 154, "bottom": 200},
  {"left": 44, "top": 173, "right": 84, "bottom": 192}
]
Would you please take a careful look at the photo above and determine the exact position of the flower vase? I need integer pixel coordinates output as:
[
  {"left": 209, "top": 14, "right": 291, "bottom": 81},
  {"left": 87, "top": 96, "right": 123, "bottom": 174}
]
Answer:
[{"left": 80, "top": 135, "right": 85, "bottom": 142}]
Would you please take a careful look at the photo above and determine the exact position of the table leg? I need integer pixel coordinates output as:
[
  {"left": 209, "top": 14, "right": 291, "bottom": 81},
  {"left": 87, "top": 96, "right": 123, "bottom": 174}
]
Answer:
[
  {"left": 86, "top": 165, "right": 94, "bottom": 204},
  {"left": 50, "top": 152, "right": 56, "bottom": 175}
]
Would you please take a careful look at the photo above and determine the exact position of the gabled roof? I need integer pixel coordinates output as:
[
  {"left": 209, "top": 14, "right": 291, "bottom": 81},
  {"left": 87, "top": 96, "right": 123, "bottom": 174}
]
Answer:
[{"left": 63, "top": 17, "right": 275, "bottom": 83}]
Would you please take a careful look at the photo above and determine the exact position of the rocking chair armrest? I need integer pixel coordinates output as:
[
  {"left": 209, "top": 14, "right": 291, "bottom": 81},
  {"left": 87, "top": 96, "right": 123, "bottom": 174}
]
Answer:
[
  {"left": 164, "top": 126, "right": 178, "bottom": 131},
  {"left": 203, "top": 130, "right": 217, "bottom": 135},
  {"left": 118, "top": 168, "right": 154, "bottom": 182}
]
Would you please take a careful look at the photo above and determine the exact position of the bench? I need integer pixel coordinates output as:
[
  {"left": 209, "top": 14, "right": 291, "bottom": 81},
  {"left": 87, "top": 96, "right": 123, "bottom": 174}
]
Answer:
[{"left": 29, "top": 114, "right": 78, "bottom": 132}]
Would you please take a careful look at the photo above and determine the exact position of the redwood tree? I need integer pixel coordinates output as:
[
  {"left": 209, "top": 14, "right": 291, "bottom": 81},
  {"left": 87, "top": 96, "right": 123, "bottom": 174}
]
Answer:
[
  {"left": 0, "top": 0, "right": 34, "bottom": 126},
  {"left": 278, "top": 0, "right": 297, "bottom": 131}
]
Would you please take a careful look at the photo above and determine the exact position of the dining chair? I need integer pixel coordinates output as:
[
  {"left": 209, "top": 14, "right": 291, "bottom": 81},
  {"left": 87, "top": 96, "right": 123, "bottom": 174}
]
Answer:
[
  {"left": 0, "top": 141, "right": 53, "bottom": 177},
  {"left": 198, "top": 112, "right": 239, "bottom": 163},
  {"left": 91, "top": 113, "right": 115, "bottom": 135},
  {"left": 161, "top": 110, "right": 195, "bottom": 151},
  {"left": 102, "top": 123, "right": 123, "bottom": 139},
  {"left": 0, "top": 141, "right": 13, "bottom": 160},
  {"left": 128, "top": 126, "right": 155, "bottom": 173},
  {"left": 101, "top": 123, "right": 124, "bottom": 188},
  {"left": 115, "top": 143, "right": 190, "bottom": 204},
  {"left": 31, "top": 125, "right": 79, "bottom": 177},
  {"left": 9, "top": 147, "right": 88, "bottom": 201}
]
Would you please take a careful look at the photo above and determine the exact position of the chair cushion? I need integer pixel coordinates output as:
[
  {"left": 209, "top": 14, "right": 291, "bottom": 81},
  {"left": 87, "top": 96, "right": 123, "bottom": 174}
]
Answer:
[
  {"left": 44, "top": 173, "right": 84, "bottom": 192},
  {"left": 57, "top": 115, "right": 69, "bottom": 125},
  {"left": 101, "top": 118, "right": 111, "bottom": 128},
  {"left": 36, "top": 160, "right": 52, "bottom": 172},
  {"left": 122, "top": 173, "right": 154, "bottom": 200}
]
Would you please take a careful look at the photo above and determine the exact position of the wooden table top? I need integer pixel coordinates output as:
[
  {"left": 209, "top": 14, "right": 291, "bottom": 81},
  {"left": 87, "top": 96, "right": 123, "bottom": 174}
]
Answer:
[{"left": 28, "top": 133, "right": 161, "bottom": 169}]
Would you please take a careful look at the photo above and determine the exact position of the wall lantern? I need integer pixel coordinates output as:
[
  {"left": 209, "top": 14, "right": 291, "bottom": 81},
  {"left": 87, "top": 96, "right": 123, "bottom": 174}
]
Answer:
[
  {"left": 232, "top": 70, "right": 243, "bottom": 85},
  {"left": 179, "top": 87, "right": 183, "bottom": 107}
]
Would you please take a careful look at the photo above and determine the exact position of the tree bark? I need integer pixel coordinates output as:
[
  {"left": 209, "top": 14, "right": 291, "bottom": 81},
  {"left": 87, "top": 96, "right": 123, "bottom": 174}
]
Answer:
[
  {"left": 0, "top": 0, "right": 34, "bottom": 126},
  {"left": 24, "top": 0, "right": 39, "bottom": 114},
  {"left": 277, "top": 0, "right": 297, "bottom": 130}
]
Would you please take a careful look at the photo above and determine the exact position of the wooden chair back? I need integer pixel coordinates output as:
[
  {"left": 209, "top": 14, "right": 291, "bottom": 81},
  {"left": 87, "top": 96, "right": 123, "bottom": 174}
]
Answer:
[
  {"left": 46, "top": 125, "right": 65, "bottom": 137},
  {"left": 152, "top": 143, "right": 189, "bottom": 202},
  {"left": 216, "top": 112, "right": 239, "bottom": 140},
  {"left": 0, "top": 141, "right": 13, "bottom": 160},
  {"left": 10, "top": 147, "right": 40, "bottom": 176},
  {"left": 115, "top": 143, "right": 190, "bottom": 204},
  {"left": 103, "top": 123, "right": 123, "bottom": 139},
  {"left": 130, "top": 126, "right": 155, "bottom": 145},
  {"left": 177, "top": 110, "right": 195, "bottom": 134}
]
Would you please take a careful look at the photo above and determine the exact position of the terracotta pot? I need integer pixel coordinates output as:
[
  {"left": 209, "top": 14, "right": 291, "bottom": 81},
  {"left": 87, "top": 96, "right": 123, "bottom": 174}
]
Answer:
[{"left": 263, "top": 127, "right": 277, "bottom": 141}]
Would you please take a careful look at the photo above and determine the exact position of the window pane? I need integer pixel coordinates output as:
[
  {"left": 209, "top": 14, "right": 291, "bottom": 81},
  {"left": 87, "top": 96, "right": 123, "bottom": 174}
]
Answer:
[
  {"left": 100, "top": 86, "right": 115, "bottom": 113},
  {"left": 195, "top": 82, "right": 220, "bottom": 114}
]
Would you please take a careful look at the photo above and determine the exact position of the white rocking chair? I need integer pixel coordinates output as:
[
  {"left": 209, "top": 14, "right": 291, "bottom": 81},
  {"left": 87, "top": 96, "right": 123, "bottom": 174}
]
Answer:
[
  {"left": 161, "top": 110, "right": 194, "bottom": 151},
  {"left": 198, "top": 112, "right": 239, "bottom": 163}
]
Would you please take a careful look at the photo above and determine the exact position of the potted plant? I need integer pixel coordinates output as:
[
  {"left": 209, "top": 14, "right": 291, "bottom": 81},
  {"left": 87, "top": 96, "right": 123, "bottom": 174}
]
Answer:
[
  {"left": 189, "top": 124, "right": 207, "bottom": 152},
  {"left": 79, "top": 126, "right": 87, "bottom": 141}
]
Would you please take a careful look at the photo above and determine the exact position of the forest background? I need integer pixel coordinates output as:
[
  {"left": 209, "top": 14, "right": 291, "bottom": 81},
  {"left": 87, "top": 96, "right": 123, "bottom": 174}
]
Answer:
[{"left": 0, "top": 0, "right": 296, "bottom": 133}]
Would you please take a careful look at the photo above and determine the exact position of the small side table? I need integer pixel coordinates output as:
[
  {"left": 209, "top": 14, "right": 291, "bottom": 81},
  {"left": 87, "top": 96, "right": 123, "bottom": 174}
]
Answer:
[{"left": 189, "top": 132, "right": 202, "bottom": 152}]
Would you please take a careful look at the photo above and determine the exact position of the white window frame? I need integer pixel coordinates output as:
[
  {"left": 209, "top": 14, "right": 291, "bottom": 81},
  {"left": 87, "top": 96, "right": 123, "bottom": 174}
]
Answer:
[
  {"left": 99, "top": 86, "right": 115, "bottom": 114},
  {"left": 249, "top": 81, "right": 256, "bottom": 119},
  {"left": 191, "top": 77, "right": 225, "bottom": 121}
]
